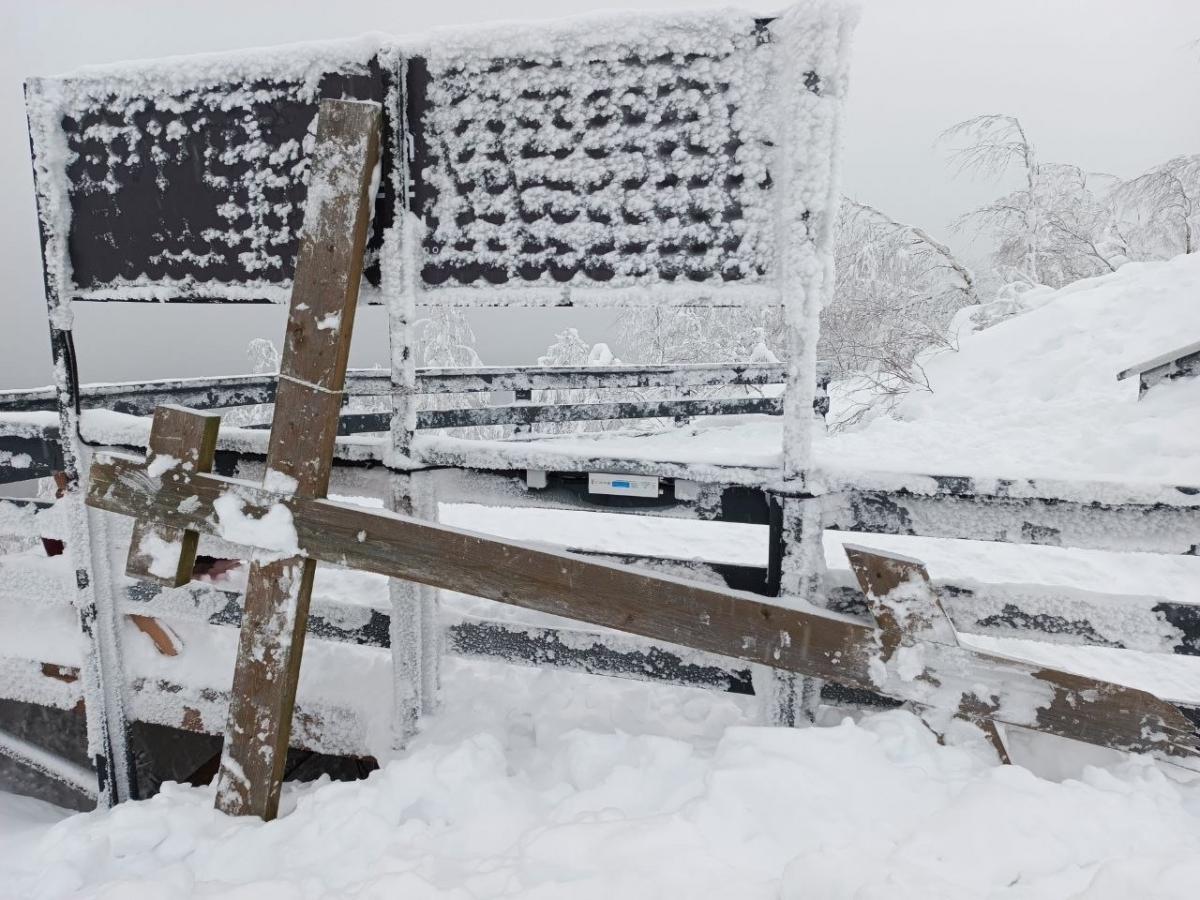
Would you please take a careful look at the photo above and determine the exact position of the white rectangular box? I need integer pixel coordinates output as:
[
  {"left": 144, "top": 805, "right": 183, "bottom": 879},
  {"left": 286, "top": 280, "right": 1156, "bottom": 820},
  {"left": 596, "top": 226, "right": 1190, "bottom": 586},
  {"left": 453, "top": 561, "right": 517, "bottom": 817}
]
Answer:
[{"left": 588, "top": 472, "right": 660, "bottom": 498}]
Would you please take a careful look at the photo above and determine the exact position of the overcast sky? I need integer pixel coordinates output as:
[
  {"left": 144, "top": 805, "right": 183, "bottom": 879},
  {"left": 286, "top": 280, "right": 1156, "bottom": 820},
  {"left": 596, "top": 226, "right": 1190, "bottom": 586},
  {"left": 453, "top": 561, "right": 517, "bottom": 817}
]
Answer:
[{"left": 1, "top": 0, "right": 1197, "bottom": 388}]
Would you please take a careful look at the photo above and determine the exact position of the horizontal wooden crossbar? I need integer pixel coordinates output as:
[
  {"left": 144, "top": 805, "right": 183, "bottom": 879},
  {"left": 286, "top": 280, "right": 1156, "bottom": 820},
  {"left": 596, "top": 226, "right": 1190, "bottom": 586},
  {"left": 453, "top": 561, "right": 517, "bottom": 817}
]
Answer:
[{"left": 86, "top": 450, "right": 1200, "bottom": 761}]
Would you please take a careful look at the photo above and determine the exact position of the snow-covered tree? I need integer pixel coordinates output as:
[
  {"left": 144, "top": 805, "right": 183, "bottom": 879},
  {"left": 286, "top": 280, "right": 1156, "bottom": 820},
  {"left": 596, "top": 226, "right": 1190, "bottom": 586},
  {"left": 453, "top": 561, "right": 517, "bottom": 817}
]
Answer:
[
  {"left": 246, "top": 337, "right": 281, "bottom": 374},
  {"left": 532, "top": 328, "right": 623, "bottom": 434},
  {"left": 414, "top": 308, "right": 484, "bottom": 369},
  {"left": 412, "top": 308, "right": 501, "bottom": 438},
  {"left": 942, "top": 115, "right": 1121, "bottom": 289},
  {"left": 1111, "top": 154, "right": 1200, "bottom": 259},
  {"left": 221, "top": 338, "right": 281, "bottom": 426},
  {"left": 616, "top": 307, "right": 786, "bottom": 367},
  {"left": 820, "top": 199, "right": 978, "bottom": 427}
]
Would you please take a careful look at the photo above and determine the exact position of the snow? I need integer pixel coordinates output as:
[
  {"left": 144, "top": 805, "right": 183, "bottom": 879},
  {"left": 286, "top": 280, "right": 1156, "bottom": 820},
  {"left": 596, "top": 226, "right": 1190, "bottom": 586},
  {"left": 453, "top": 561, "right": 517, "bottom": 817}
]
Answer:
[
  {"left": 3, "top": 660, "right": 1200, "bottom": 899},
  {"left": 822, "top": 254, "right": 1200, "bottom": 488},
  {"left": 210, "top": 493, "right": 299, "bottom": 557},
  {"left": 417, "top": 253, "right": 1200, "bottom": 492}
]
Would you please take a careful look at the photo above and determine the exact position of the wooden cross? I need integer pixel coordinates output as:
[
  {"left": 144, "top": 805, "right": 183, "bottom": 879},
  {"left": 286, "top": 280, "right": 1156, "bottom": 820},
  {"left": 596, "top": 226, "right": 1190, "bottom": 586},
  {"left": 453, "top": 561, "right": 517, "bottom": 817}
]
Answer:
[{"left": 85, "top": 102, "right": 1199, "bottom": 820}]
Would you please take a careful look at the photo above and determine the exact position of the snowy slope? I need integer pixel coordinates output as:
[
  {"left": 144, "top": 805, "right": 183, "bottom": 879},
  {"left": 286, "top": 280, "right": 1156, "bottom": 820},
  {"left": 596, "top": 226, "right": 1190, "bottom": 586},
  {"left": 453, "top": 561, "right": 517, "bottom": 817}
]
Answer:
[
  {"left": 419, "top": 254, "right": 1200, "bottom": 493},
  {"left": 822, "top": 253, "right": 1200, "bottom": 486}
]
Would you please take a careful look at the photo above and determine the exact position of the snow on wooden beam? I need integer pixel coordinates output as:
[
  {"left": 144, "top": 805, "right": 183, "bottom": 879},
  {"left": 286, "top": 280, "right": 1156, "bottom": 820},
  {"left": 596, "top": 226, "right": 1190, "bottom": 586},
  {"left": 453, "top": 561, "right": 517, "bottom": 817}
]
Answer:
[
  {"left": 418, "top": 396, "right": 784, "bottom": 430},
  {"left": 125, "top": 406, "right": 221, "bottom": 588},
  {"left": 446, "top": 616, "right": 754, "bottom": 694},
  {"left": 0, "top": 362, "right": 815, "bottom": 418},
  {"left": 419, "top": 362, "right": 797, "bottom": 393}
]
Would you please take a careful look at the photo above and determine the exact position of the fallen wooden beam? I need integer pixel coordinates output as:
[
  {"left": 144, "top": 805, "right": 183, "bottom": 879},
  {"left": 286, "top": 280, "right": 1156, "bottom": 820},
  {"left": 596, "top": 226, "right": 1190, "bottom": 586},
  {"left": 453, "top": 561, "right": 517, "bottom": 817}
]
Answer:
[{"left": 86, "top": 451, "right": 1200, "bottom": 763}]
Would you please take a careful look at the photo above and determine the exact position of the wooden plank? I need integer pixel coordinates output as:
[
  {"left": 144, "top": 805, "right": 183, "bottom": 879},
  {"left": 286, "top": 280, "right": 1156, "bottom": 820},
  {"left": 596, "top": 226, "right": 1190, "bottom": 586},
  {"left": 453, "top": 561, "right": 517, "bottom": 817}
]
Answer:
[
  {"left": 844, "top": 545, "right": 959, "bottom": 656},
  {"left": 126, "top": 405, "right": 221, "bottom": 587},
  {"left": 86, "top": 455, "right": 1200, "bottom": 762},
  {"left": 844, "top": 546, "right": 1009, "bottom": 762},
  {"left": 211, "top": 99, "right": 381, "bottom": 820}
]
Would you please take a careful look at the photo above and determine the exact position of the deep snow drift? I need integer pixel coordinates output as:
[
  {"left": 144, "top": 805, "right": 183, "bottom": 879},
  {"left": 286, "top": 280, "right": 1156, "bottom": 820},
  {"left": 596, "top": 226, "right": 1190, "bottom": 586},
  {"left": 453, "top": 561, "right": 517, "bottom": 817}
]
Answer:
[{"left": 3, "top": 658, "right": 1200, "bottom": 900}]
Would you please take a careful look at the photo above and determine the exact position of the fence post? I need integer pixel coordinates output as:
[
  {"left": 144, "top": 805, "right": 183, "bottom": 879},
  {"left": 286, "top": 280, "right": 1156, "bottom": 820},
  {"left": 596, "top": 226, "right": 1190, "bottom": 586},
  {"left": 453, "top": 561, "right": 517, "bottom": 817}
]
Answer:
[
  {"left": 26, "top": 79, "right": 138, "bottom": 806},
  {"left": 383, "top": 55, "right": 441, "bottom": 744}
]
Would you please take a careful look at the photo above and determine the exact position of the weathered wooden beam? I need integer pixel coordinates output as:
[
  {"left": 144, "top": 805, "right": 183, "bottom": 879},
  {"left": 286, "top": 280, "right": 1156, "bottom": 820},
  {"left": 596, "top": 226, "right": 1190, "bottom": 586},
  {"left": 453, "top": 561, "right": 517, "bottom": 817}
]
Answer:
[
  {"left": 126, "top": 406, "right": 221, "bottom": 587},
  {"left": 842, "top": 547, "right": 1007, "bottom": 763},
  {"left": 109, "top": 549, "right": 1200, "bottom": 662},
  {"left": 86, "top": 454, "right": 1200, "bottom": 761},
  {"left": 211, "top": 99, "right": 382, "bottom": 820}
]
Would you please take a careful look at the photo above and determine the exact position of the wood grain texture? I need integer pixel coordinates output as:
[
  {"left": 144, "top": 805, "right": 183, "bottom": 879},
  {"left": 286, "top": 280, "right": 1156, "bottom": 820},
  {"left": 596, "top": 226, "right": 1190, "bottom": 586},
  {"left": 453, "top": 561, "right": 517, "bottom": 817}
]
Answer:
[
  {"left": 212, "top": 99, "right": 381, "bottom": 820},
  {"left": 87, "top": 454, "right": 1200, "bottom": 763},
  {"left": 126, "top": 405, "right": 221, "bottom": 587}
]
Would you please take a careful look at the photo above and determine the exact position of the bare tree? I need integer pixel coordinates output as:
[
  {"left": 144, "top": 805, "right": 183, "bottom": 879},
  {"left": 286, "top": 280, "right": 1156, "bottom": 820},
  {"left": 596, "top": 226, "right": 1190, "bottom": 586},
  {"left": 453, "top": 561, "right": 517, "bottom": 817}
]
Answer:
[
  {"left": 1111, "top": 154, "right": 1200, "bottom": 258},
  {"left": 943, "top": 115, "right": 1123, "bottom": 288},
  {"left": 942, "top": 114, "right": 1042, "bottom": 284},
  {"left": 819, "top": 198, "right": 979, "bottom": 427}
]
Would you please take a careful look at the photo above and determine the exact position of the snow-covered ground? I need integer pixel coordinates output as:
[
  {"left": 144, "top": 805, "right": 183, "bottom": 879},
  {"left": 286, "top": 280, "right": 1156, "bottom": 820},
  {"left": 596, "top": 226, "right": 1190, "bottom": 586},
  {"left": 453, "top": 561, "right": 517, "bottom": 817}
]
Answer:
[
  {"left": 3, "top": 254, "right": 1200, "bottom": 896},
  {"left": 2, "top": 658, "right": 1200, "bottom": 899}
]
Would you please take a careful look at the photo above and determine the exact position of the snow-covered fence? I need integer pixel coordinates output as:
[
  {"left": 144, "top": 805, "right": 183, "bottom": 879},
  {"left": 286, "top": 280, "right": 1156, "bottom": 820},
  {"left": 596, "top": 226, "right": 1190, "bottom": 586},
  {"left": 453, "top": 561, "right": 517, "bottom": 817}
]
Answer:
[
  {"left": 0, "top": 362, "right": 827, "bottom": 434},
  {"left": 5, "top": 1, "right": 1199, "bottom": 812}
]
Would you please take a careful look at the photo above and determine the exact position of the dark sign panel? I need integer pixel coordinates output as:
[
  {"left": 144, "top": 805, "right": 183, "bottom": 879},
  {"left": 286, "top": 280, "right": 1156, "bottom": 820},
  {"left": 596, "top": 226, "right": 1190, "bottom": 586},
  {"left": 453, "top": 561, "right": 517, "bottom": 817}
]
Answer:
[{"left": 28, "top": 15, "right": 783, "bottom": 305}]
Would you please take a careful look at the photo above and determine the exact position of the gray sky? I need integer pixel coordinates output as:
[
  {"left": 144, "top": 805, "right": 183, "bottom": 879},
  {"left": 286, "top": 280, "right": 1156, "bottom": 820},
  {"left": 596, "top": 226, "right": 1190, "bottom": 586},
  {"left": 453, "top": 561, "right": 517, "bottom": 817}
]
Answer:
[{"left": 1, "top": 0, "right": 1197, "bottom": 388}]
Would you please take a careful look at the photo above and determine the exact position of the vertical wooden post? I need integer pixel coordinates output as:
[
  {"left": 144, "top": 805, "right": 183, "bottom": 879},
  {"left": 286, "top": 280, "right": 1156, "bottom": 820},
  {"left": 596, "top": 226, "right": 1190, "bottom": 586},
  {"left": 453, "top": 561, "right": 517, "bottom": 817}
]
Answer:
[
  {"left": 27, "top": 79, "right": 136, "bottom": 806},
  {"left": 126, "top": 405, "right": 221, "bottom": 587},
  {"left": 213, "top": 99, "right": 381, "bottom": 820}
]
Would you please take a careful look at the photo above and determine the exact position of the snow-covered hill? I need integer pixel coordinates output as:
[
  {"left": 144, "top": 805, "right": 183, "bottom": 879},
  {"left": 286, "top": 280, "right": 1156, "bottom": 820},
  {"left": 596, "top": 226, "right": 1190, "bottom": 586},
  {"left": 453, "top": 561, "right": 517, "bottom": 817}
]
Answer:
[{"left": 824, "top": 253, "right": 1200, "bottom": 487}]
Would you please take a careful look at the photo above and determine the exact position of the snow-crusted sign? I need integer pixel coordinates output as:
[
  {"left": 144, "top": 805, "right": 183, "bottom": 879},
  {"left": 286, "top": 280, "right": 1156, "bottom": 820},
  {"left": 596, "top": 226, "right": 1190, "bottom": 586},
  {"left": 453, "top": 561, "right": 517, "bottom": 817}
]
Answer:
[
  {"left": 25, "top": 6, "right": 852, "bottom": 307},
  {"left": 25, "top": 43, "right": 389, "bottom": 303}
]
